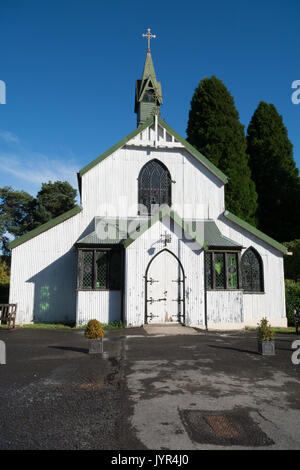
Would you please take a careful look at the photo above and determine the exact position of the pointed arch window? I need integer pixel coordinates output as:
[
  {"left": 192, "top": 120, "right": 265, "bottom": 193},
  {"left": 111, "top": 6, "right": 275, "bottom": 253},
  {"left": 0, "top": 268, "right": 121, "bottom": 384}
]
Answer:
[
  {"left": 241, "top": 248, "right": 264, "bottom": 292},
  {"left": 138, "top": 159, "right": 172, "bottom": 215}
]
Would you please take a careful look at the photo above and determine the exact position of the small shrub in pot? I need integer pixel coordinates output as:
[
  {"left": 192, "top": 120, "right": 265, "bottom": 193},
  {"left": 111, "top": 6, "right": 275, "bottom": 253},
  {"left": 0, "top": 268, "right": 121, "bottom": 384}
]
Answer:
[
  {"left": 257, "top": 317, "right": 275, "bottom": 355},
  {"left": 85, "top": 319, "right": 104, "bottom": 353}
]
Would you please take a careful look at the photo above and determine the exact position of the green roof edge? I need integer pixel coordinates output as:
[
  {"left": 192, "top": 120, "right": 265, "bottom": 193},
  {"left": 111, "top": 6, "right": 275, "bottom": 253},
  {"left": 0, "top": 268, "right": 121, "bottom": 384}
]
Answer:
[
  {"left": 79, "top": 117, "right": 154, "bottom": 177},
  {"left": 8, "top": 205, "right": 82, "bottom": 250},
  {"left": 123, "top": 206, "right": 207, "bottom": 249},
  {"left": 78, "top": 116, "right": 227, "bottom": 184},
  {"left": 157, "top": 117, "right": 228, "bottom": 184},
  {"left": 224, "top": 210, "right": 287, "bottom": 254}
]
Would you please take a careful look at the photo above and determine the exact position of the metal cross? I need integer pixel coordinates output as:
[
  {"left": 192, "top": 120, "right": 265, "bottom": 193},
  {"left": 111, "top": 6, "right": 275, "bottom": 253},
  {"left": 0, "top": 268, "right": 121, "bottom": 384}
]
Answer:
[{"left": 142, "top": 28, "right": 156, "bottom": 51}]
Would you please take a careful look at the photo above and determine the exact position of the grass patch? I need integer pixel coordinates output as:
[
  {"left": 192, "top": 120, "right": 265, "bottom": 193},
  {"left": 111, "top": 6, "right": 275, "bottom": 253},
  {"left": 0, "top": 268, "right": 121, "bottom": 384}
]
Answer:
[
  {"left": 245, "top": 326, "right": 296, "bottom": 334},
  {"left": 21, "top": 323, "right": 75, "bottom": 329},
  {"left": 16, "top": 321, "right": 125, "bottom": 330}
]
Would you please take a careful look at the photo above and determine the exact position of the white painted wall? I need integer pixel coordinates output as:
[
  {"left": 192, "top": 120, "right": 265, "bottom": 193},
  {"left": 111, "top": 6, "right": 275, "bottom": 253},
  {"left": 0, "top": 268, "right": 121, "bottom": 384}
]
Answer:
[
  {"left": 9, "top": 211, "right": 93, "bottom": 324},
  {"left": 81, "top": 123, "right": 225, "bottom": 220},
  {"left": 216, "top": 215, "right": 287, "bottom": 327},
  {"left": 207, "top": 291, "right": 244, "bottom": 330},
  {"left": 76, "top": 291, "right": 121, "bottom": 326}
]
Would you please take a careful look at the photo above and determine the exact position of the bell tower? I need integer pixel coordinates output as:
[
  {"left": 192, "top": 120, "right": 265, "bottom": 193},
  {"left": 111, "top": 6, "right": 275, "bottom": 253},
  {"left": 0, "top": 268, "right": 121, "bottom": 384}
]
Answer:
[{"left": 134, "top": 28, "right": 163, "bottom": 127}]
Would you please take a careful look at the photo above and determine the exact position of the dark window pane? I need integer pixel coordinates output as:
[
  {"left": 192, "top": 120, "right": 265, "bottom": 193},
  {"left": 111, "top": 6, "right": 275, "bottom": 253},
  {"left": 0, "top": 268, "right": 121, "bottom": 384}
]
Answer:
[
  {"left": 205, "top": 252, "right": 213, "bottom": 289},
  {"left": 109, "top": 251, "right": 122, "bottom": 290},
  {"left": 214, "top": 253, "right": 225, "bottom": 288},
  {"left": 96, "top": 251, "right": 107, "bottom": 288},
  {"left": 227, "top": 253, "right": 238, "bottom": 289},
  {"left": 241, "top": 248, "right": 263, "bottom": 292},
  {"left": 82, "top": 251, "right": 93, "bottom": 288}
]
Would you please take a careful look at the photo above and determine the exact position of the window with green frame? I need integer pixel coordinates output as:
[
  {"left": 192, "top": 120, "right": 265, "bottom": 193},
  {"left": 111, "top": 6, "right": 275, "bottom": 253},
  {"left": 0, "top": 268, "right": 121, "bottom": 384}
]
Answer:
[
  {"left": 78, "top": 249, "right": 122, "bottom": 290},
  {"left": 205, "top": 251, "right": 240, "bottom": 290}
]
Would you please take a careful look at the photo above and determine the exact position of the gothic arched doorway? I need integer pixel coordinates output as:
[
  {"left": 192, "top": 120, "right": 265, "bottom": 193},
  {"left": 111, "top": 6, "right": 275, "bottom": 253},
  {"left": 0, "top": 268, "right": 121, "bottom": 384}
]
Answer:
[{"left": 145, "top": 249, "right": 185, "bottom": 324}]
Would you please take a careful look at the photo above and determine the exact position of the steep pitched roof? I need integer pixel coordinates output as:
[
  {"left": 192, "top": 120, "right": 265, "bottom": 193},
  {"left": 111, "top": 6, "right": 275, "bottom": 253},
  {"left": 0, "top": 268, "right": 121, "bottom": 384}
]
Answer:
[
  {"left": 79, "top": 117, "right": 153, "bottom": 177},
  {"left": 8, "top": 205, "right": 82, "bottom": 250},
  {"left": 224, "top": 211, "right": 287, "bottom": 254},
  {"left": 78, "top": 116, "right": 228, "bottom": 183}
]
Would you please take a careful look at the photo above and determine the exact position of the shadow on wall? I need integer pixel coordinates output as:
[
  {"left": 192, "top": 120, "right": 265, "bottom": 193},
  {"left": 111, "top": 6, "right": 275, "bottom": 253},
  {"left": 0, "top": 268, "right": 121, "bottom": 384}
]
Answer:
[{"left": 27, "top": 248, "right": 77, "bottom": 324}]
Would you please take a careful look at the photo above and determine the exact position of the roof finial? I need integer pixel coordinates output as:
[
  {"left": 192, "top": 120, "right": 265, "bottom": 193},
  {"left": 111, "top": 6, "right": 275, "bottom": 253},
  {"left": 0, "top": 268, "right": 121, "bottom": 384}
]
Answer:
[{"left": 142, "top": 28, "right": 156, "bottom": 52}]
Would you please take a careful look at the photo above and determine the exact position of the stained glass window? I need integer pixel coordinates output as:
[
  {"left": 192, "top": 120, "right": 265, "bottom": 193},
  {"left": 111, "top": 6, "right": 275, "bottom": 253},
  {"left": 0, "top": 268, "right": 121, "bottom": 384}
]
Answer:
[
  {"left": 204, "top": 251, "right": 240, "bottom": 290},
  {"left": 227, "top": 253, "right": 238, "bottom": 289},
  {"left": 138, "top": 159, "right": 171, "bottom": 215},
  {"left": 214, "top": 253, "right": 225, "bottom": 289},
  {"left": 241, "top": 248, "right": 263, "bottom": 292}
]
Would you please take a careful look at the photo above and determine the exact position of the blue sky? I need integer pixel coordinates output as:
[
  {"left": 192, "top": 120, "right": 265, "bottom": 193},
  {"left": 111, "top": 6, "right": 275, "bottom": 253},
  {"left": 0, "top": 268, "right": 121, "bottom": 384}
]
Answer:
[{"left": 1, "top": 0, "right": 300, "bottom": 198}]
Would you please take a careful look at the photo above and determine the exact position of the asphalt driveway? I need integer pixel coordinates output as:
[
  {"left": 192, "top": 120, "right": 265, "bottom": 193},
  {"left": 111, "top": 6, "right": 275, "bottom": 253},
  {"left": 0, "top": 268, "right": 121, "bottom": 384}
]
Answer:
[{"left": 0, "top": 326, "right": 299, "bottom": 449}]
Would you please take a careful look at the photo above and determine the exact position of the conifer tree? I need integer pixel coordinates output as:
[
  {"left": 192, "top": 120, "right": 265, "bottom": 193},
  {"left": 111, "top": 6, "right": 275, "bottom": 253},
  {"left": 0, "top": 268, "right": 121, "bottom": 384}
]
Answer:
[
  {"left": 186, "top": 76, "right": 257, "bottom": 225},
  {"left": 247, "top": 101, "right": 300, "bottom": 241}
]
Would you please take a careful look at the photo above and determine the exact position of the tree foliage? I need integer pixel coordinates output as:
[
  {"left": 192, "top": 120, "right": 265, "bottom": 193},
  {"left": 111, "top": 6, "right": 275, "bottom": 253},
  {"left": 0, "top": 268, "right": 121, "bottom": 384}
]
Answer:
[
  {"left": 0, "top": 258, "right": 10, "bottom": 285},
  {"left": 285, "top": 280, "right": 300, "bottom": 326},
  {"left": 0, "top": 181, "right": 77, "bottom": 253},
  {"left": 34, "top": 181, "right": 77, "bottom": 225},
  {"left": 0, "top": 187, "right": 36, "bottom": 254},
  {"left": 284, "top": 239, "right": 300, "bottom": 281},
  {"left": 247, "top": 101, "right": 300, "bottom": 241},
  {"left": 186, "top": 75, "right": 258, "bottom": 224}
]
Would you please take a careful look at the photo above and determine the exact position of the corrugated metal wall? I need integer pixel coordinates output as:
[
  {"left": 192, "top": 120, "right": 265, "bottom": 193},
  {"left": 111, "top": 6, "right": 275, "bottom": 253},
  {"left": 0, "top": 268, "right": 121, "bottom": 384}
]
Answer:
[{"left": 76, "top": 291, "right": 121, "bottom": 325}]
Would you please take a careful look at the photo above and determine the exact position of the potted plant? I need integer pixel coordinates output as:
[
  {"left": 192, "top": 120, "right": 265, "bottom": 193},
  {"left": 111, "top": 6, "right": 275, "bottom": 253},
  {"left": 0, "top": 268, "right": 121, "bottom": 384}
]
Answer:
[
  {"left": 257, "top": 317, "right": 275, "bottom": 355},
  {"left": 85, "top": 319, "right": 104, "bottom": 354}
]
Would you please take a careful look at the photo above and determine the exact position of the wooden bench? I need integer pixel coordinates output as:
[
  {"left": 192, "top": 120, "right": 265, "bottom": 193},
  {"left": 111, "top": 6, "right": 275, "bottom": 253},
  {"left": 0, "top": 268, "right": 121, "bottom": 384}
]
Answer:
[{"left": 0, "top": 304, "right": 17, "bottom": 329}]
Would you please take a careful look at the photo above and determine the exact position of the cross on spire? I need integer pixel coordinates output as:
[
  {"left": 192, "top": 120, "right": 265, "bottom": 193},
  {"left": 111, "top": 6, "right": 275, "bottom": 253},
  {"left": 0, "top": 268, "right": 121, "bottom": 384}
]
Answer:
[{"left": 142, "top": 28, "right": 156, "bottom": 51}]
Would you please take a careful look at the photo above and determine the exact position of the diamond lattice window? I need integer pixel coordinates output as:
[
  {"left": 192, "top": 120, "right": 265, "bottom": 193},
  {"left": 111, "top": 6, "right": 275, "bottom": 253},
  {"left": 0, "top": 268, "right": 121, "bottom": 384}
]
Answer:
[{"left": 79, "top": 249, "right": 122, "bottom": 290}]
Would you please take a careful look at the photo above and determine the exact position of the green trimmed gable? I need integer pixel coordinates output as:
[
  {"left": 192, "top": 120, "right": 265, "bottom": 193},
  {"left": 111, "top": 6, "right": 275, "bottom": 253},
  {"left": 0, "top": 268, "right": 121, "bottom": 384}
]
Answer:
[
  {"left": 8, "top": 205, "right": 82, "bottom": 250},
  {"left": 224, "top": 210, "right": 287, "bottom": 254},
  {"left": 78, "top": 116, "right": 228, "bottom": 184}
]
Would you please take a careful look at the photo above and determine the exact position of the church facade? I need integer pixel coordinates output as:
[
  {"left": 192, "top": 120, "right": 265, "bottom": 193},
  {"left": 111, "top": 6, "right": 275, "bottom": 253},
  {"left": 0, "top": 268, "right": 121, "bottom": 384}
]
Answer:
[{"left": 9, "top": 43, "right": 287, "bottom": 329}]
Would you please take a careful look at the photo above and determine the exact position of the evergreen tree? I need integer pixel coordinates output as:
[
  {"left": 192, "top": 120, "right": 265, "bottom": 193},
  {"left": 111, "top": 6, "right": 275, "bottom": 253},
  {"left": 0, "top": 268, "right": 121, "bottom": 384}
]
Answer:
[
  {"left": 0, "top": 181, "right": 77, "bottom": 253},
  {"left": 34, "top": 181, "right": 77, "bottom": 225},
  {"left": 186, "top": 75, "right": 257, "bottom": 224},
  {"left": 0, "top": 187, "right": 36, "bottom": 253},
  {"left": 247, "top": 101, "right": 300, "bottom": 241}
]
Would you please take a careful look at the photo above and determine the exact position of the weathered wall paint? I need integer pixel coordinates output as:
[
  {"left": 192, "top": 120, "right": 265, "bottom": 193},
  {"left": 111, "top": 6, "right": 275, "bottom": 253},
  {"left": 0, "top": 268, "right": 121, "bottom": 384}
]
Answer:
[{"left": 76, "top": 290, "right": 121, "bottom": 325}]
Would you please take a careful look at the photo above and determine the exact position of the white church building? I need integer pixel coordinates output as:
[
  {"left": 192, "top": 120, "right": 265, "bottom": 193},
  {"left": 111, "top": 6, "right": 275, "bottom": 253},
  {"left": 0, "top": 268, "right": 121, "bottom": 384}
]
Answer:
[{"left": 9, "top": 36, "right": 288, "bottom": 329}]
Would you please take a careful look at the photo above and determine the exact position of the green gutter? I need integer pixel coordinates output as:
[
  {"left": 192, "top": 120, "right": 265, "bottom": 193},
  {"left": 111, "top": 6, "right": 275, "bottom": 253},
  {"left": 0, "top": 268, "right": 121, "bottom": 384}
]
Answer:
[
  {"left": 79, "top": 117, "right": 154, "bottom": 177},
  {"left": 123, "top": 206, "right": 207, "bottom": 249},
  {"left": 158, "top": 117, "right": 228, "bottom": 184},
  {"left": 224, "top": 211, "right": 287, "bottom": 254},
  {"left": 8, "top": 205, "right": 82, "bottom": 250}
]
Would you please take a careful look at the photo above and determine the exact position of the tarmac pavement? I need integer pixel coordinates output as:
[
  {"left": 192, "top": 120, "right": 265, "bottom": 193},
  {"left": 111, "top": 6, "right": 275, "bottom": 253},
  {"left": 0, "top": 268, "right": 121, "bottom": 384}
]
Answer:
[{"left": 0, "top": 326, "right": 299, "bottom": 450}]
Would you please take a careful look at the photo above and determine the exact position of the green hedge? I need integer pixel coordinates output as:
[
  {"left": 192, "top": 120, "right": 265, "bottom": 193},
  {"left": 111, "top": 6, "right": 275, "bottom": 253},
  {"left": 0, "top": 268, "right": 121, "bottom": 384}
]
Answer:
[
  {"left": 285, "top": 279, "right": 300, "bottom": 326},
  {"left": 0, "top": 284, "right": 9, "bottom": 303},
  {"left": 284, "top": 240, "right": 300, "bottom": 281}
]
